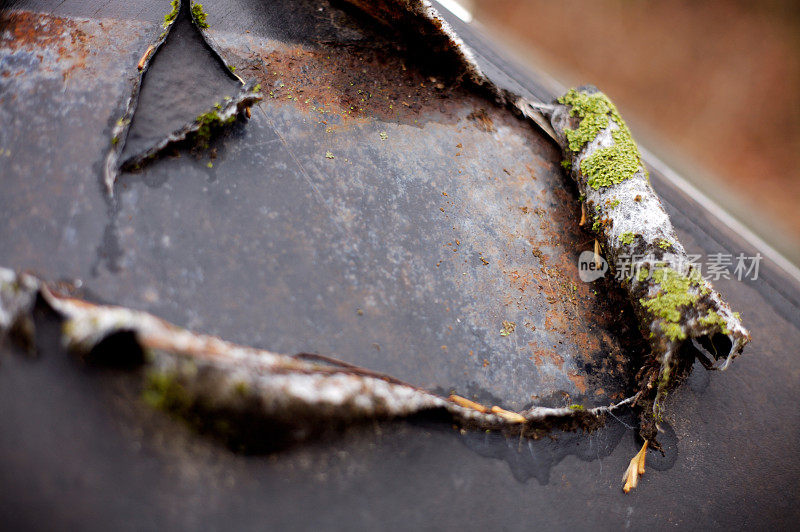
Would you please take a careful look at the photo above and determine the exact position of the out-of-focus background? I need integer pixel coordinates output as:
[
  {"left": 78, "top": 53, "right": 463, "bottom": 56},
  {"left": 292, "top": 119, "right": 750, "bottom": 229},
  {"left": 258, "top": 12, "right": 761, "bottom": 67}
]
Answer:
[{"left": 451, "top": 0, "right": 800, "bottom": 263}]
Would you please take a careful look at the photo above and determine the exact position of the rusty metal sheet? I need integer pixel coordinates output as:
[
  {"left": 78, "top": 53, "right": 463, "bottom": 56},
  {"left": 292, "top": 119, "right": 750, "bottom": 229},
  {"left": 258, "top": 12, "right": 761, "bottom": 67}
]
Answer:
[
  {"left": 0, "top": 6, "right": 641, "bottom": 410},
  {"left": 1, "top": 0, "right": 799, "bottom": 529}
]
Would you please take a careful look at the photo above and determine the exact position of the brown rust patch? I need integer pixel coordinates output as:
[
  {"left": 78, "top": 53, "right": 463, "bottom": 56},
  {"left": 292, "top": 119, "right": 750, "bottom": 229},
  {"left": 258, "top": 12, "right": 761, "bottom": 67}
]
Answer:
[
  {"left": 225, "top": 39, "right": 468, "bottom": 127},
  {"left": 492, "top": 153, "right": 647, "bottom": 398},
  {"left": 567, "top": 370, "right": 587, "bottom": 395},
  {"left": 1, "top": 11, "right": 76, "bottom": 48},
  {"left": 0, "top": 10, "right": 141, "bottom": 88},
  {"left": 0, "top": 11, "right": 91, "bottom": 81},
  {"left": 529, "top": 348, "right": 564, "bottom": 367}
]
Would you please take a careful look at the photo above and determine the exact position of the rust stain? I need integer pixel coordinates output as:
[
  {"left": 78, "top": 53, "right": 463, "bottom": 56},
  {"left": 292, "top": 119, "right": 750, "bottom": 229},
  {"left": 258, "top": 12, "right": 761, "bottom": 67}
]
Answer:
[
  {"left": 1, "top": 11, "right": 145, "bottom": 89},
  {"left": 529, "top": 348, "right": 564, "bottom": 367},
  {"left": 1, "top": 11, "right": 75, "bottom": 48},
  {"left": 0, "top": 11, "right": 90, "bottom": 81},
  {"left": 484, "top": 147, "right": 647, "bottom": 398},
  {"left": 567, "top": 370, "right": 587, "bottom": 395},
  {"left": 226, "top": 41, "right": 465, "bottom": 127}
]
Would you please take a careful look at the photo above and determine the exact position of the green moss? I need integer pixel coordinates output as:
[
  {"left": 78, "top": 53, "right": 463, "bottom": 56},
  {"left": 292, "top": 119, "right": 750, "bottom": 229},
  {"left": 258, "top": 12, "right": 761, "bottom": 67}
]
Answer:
[
  {"left": 111, "top": 135, "right": 119, "bottom": 146},
  {"left": 619, "top": 231, "right": 636, "bottom": 245},
  {"left": 561, "top": 159, "right": 572, "bottom": 170},
  {"left": 558, "top": 89, "right": 613, "bottom": 152},
  {"left": 659, "top": 366, "right": 671, "bottom": 387},
  {"left": 606, "top": 198, "right": 620, "bottom": 209},
  {"left": 657, "top": 239, "right": 672, "bottom": 250},
  {"left": 568, "top": 404, "right": 585, "bottom": 411},
  {"left": 582, "top": 128, "right": 642, "bottom": 189},
  {"left": 698, "top": 310, "right": 731, "bottom": 334},
  {"left": 233, "top": 381, "right": 250, "bottom": 396},
  {"left": 558, "top": 88, "right": 646, "bottom": 189},
  {"left": 191, "top": 2, "right": 209, "bottom": 28},
  {"left": 194, "top": 110, "right": 236, "bottom": 149},
  {"left": 661, "top": 323, "right": 686, "bottom": 342},
  {"left": 252, "top": 83, "right": 261, "bottom": 92},
  {"left": 228, "top": 65, "right": 236, "bottom": 73},
  {"left": 653, "top": 399, "right": 665, "bottom": 423},
  {"left": 639, "top": 267, "right": 705, "bottom": 341},
  {"left": 163, "top": 0, "right": 179, "bottom": 27},
  {"left": 637, "top": 266, "right": 650, "bottom": 282},
  {"left": 143, "top": 371, "right": 192, "bottom": 412}
]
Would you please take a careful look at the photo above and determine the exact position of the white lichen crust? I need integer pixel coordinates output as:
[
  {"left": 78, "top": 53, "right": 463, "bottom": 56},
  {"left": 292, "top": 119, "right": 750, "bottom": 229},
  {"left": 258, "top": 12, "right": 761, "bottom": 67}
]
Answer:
[{"left": 0, "top": 268, "right": 38, "bottom": 345}]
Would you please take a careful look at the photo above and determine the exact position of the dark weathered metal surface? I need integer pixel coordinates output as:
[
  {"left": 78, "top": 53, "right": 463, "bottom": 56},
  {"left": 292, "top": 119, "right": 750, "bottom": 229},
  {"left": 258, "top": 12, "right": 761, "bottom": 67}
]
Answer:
[
  {"left": 1, "top": 0, "right": 798, "bottom": 529},
  {"left": 0, "top": 4, "right": 640, "bottom": 409}
]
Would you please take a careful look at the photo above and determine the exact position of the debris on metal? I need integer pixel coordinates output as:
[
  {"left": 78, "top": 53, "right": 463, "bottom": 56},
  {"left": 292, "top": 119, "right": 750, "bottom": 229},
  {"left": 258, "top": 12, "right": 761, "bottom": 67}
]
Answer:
[
  {"left": 622, "top": 439, "right": 649, "bottom": 493},
  {"left": 499, "top": 320, "right": 516, "bottom": 337}
]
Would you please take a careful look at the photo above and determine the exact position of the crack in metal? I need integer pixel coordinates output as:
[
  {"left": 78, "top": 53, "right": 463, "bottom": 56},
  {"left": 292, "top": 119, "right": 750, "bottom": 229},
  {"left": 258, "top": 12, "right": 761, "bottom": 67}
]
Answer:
[
  {"left": 1, "top": 267, "right": 637, "bottom": 439},
  {"left": 103, "top": 0, "right": 262, "bottom": 195}
]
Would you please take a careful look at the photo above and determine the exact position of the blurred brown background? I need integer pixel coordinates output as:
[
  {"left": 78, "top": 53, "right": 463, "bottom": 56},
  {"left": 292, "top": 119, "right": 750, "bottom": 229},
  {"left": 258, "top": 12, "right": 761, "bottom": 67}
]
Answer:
[{"left": 464, "top": 0, "right": 800, "bottom": 263}]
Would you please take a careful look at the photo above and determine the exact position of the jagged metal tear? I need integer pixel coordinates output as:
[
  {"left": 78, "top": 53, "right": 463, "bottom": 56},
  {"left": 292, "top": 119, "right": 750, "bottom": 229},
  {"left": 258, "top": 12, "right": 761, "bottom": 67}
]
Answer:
[
  {"left": 0, "top": 267, "right": 636, "bottom": 433},
  {"left": 341, "top": 0, "right": 750, "bottom": 438},
  {"left": 103, "top": 0, "right": 262, "bottom": 195}
]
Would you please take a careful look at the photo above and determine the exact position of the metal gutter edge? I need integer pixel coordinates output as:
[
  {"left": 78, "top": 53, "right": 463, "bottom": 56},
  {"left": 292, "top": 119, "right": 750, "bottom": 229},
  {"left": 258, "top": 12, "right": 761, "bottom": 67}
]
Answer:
[
  {"left": 433, "top": 0, "right": 800, "bottom": 286},
  {"left": 640, "top": 146, "right": 800, "bottom": 285}
]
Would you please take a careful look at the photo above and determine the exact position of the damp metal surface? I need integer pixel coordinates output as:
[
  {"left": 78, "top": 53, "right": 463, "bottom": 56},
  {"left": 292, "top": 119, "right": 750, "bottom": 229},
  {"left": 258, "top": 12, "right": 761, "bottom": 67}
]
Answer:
[
  {"left": 1, "top": 0, "right": 799, "bottom": 529},
  {"left": 1, "top": 6, "right": 643, "bottom": 410}
]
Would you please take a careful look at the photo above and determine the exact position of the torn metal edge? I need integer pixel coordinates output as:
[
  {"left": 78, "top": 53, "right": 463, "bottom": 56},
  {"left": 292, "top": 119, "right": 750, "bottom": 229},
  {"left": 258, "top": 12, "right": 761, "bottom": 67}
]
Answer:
[
  {"left": 342, "top": 0, "right": 486, "bottom": 85},
  {"left": 339, "top": 0, "right": 750, "bottom": 441},
  {"left": 102, "top": 0, "right": 262, "bottom": 196},
  {"left": 547, "top": 86, "right": 750, "bottom": 436},
  {"left": 338, "top": 2, "right": 557, "bottom": 149},
  {"left": 0, "top": 267, "right": 636, "bottom": 436}
]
